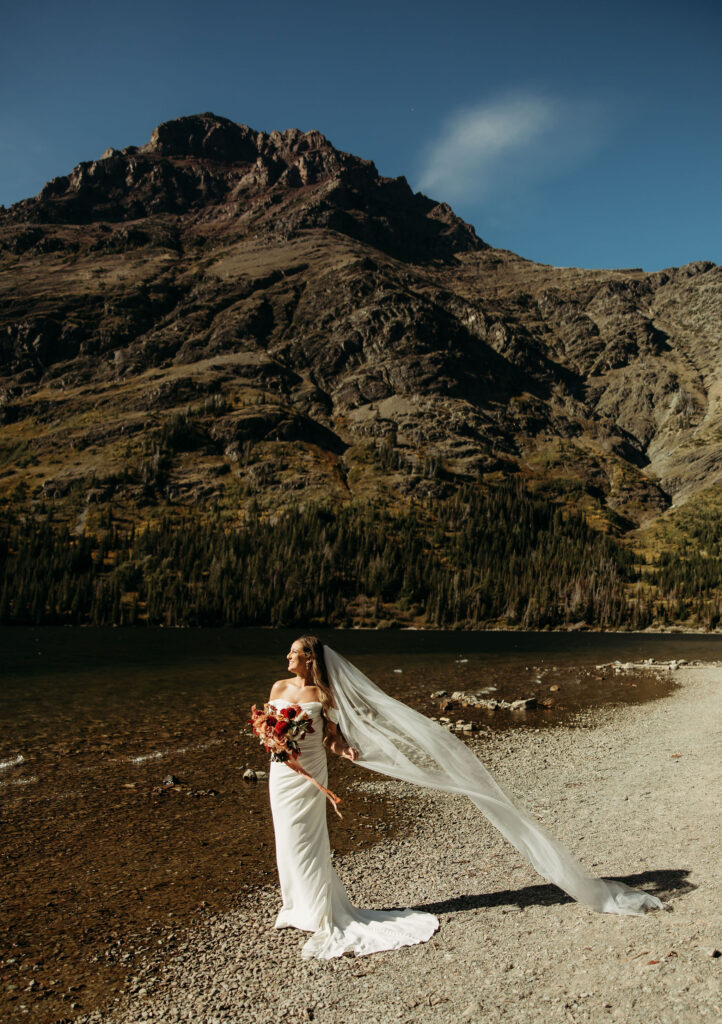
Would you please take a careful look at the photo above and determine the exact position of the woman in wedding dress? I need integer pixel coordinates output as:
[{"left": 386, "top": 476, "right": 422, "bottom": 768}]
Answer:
[
  {"left": 267, "top": 636, "right": 667, "bottom": 960},
  {"left": 268, "top": 637, "right": 439, "bottom": 958}
]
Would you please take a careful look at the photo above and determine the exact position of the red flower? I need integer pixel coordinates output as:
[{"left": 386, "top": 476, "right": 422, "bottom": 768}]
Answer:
[
  {"left": 286, "top": 707, "right": 297, "bottom": 719},
  {"left": 274, "top": 721, "right": 290, "bottom": 736},
  {"left": 279, "top": 707, "right": 291, "bottom": 719},
  {"left": 266, "top": 716, "right": 277, "bottom": 727}
]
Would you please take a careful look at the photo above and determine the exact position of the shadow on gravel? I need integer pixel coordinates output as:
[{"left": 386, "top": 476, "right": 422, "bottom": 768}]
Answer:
[{"left": 411, "top": 869, "right": 694, "bottom": 915}]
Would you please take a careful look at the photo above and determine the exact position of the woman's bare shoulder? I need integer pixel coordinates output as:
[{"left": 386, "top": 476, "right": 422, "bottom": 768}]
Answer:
[
  {"left": 269, "top": 678, "right": 294, "bottom": 700},
  {"left": 269, "top": 680, "right": 325, "bottom": 704}
]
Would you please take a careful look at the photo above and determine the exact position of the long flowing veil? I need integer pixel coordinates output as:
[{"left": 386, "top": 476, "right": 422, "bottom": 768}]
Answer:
[{"left": 323, "top": 645, "right": 668, "bottom": 916}]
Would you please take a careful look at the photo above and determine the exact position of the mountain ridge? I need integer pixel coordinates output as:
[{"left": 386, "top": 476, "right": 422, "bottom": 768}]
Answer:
[
  {"left": 1, "top": 114, "right": 721, "bottom": 600},
  {"left": 6, "top": 112, "right": 483, "bottom": 264}
]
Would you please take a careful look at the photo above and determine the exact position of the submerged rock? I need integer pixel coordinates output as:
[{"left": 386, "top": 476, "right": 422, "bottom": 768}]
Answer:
[{"left": 509, "top": 698, "right": 537, "bottom": 711}]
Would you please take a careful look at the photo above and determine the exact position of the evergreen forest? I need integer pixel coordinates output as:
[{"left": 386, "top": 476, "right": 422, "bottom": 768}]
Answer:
[{"left": 1, "top": 480, "right": 721, "bottom": 630}]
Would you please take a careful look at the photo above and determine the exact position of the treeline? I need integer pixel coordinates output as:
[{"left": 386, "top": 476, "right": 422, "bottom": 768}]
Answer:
[
  {"left": 652, "top": 505, "right": 722, "bottom": 630},
  {"left": 0, "top": 480, "right": 717, "bottom": 629}
]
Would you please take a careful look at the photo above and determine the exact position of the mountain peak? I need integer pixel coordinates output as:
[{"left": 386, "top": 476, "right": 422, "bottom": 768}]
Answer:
[
  {"left": 141, "top": 112, "right": 261, "bottom": 160},
  {"left": 137, "top": 112, "right": 335, "bottom": 164},
  {"left": 4, "top": 113, "right": 485, "bottom": 263}
]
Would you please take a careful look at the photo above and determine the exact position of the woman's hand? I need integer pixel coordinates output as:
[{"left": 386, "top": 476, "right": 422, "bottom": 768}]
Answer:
[{"left": 324, "top": 719, "right": 359, "bottom": 761}]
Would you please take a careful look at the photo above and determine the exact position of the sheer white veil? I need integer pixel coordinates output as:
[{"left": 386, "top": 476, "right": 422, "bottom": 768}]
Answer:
[{"left": 323, "top": 644, "right": 668, "bottom": 916}]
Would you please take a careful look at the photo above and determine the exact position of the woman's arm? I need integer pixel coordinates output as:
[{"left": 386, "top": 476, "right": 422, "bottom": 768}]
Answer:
[{"left": 323, "top": 718, "right": 359, "bottom": 762}]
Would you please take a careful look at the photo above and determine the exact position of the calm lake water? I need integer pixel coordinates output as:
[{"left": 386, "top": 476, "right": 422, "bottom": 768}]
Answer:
[
  {"left": 2, "top": 627, "right": 722, "bottom": 1024},
  {"left": 4, "top": 627, "right": 722, "bottom": 769}
]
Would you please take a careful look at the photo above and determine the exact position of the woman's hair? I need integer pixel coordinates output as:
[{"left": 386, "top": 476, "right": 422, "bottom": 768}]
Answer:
[{"left": 296, "top": 635, "right": 334, "bottom": 715}]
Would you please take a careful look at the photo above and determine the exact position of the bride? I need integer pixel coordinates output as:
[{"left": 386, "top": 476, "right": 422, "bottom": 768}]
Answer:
[
  {"left": 268, "top": 636, "right": 439, "bottom": 958},
  {"left": 267, "top": 635, "right": 666, "bottom": 959}
]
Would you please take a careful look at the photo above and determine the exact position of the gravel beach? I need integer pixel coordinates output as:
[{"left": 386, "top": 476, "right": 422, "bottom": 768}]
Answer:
[{"left": 75, "top": 663, "right": 721, "bottom": 1024}]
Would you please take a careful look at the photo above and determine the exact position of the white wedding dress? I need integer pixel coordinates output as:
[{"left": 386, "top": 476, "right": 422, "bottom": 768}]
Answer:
[{"left": 268, "top": 699, "right": 439, "bottom": 958}]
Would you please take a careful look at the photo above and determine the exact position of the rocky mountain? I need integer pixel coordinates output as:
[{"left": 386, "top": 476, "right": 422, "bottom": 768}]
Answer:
[{"left": 1, "top": 112, "right": 721, "bottom": 542}]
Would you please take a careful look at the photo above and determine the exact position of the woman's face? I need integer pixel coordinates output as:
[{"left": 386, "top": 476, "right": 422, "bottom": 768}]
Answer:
[{"left": 287, "top": 641, "right": 307, "bottom": 676}]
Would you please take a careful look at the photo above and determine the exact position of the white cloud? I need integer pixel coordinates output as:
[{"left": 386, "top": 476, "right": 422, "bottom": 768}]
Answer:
[{"left": 417, "top": 93, "right": 601, "bottom": 203}]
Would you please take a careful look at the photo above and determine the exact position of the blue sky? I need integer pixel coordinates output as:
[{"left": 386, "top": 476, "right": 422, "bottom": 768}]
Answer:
[{"left": 2, "top": 0, "right": 720, "bottom": 270}]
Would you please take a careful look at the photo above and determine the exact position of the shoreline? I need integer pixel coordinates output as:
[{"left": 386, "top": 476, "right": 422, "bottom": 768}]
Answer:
[
  {"left": 69, "top": 662, "right": 721, "bottom": 1024},
  {"left": 3, "top": 623, "right": 722, "bottom": 633}
]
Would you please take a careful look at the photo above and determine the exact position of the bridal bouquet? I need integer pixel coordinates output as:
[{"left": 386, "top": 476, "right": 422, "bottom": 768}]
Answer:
[{"left": 249, "top": 703, "right": 343, "bottom": 817}]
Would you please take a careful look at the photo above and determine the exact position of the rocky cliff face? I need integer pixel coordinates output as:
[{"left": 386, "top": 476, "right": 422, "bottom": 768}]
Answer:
[{"left": 1, "top": 113, "right": 720, "bottom": 533}]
